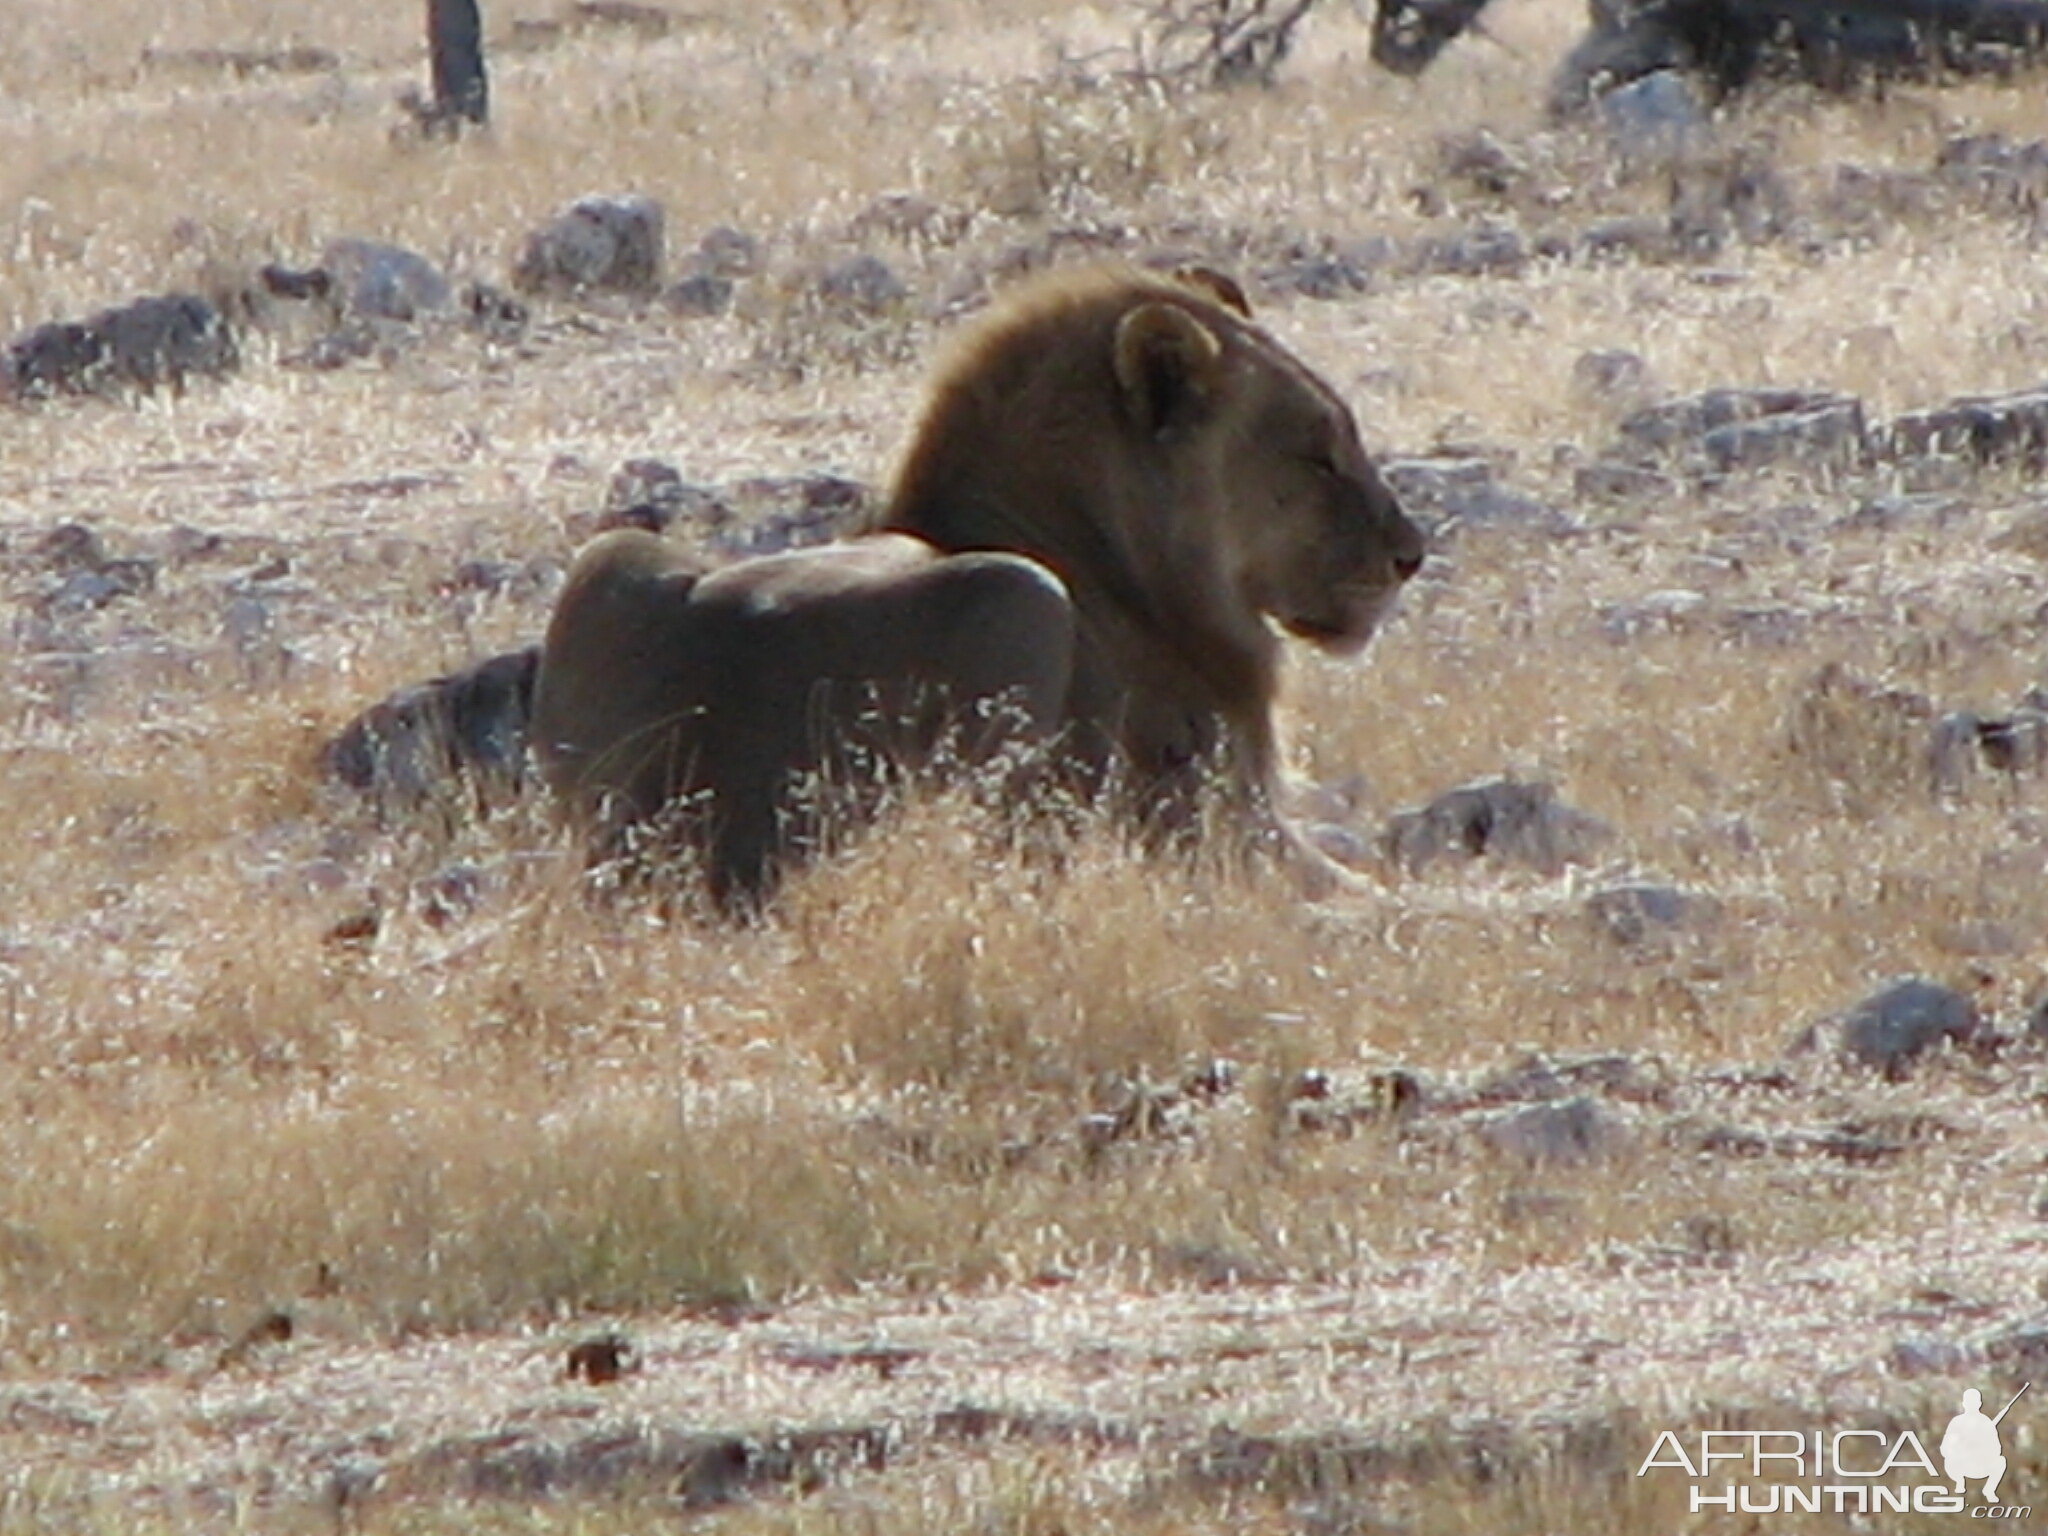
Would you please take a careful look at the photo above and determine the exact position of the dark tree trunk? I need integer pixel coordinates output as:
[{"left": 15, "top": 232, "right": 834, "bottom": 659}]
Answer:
[
  {"left": 427, "top": 0, "right": 489, "bottom": 129},
  {"left": 1372, "top": 0, "right": 2048, "bottom": 96}
]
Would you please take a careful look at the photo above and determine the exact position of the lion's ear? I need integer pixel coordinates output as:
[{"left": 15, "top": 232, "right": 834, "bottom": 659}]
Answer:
[
  {"left": 1114, "top": 302, "right": 1225, "bottom": 436},
  {"left": 1172, "top": 265, "right": 1252, "bottom": 318}
]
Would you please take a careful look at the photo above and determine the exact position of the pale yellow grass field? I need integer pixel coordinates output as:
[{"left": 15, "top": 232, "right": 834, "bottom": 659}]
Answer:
[{"left": 3, "top": 0, "right": 2048, "bottom": 1530}]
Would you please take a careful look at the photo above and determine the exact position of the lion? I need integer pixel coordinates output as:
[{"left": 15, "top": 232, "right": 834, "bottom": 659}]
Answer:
[{"left": 530, "top": 262, "right": 1424, "bottom": 909}]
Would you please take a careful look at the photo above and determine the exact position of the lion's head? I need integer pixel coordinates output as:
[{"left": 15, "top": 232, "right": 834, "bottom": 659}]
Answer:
[{"left": 882, "top": 262, "right": 1423, "bottom": 803}]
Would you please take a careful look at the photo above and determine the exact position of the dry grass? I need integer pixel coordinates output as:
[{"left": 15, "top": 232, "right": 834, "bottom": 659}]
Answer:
[{"left": 4, "top": 0, "right": 2048, "bottom": 1527}]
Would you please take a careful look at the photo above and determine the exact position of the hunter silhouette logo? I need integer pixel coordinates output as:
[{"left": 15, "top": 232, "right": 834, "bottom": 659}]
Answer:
[
  {"left": 1638, "top": 1382, "right": 2032, "bottom": 1518},
  {"left": 1942, "top": 1384, "right": 2026, "bottom": 1504}
]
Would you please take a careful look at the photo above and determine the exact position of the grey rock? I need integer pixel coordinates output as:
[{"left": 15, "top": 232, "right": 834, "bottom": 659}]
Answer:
[
  {"left": 1936, "top": 133, "right": 2048, "bottom": 208},
  {"left": 1408, "top": 224, "right": 1528, "bottom": 279},
  {"left": 5, "top": 293, "right": 236, "bottom": 400},
  {"left": 514, "top": 195, "right": 665, "bottom": 297},
  {"left": 606, "top": 457, "right": 686, "bottom": 517},
  {"left": 1381, "top": 455, "right": 1493, "bottom": 503},
  {"left": 1434, "top": 128, "right": 1526, "bottom": 198},
  {"left": 1977, "top": 708, "right": 2048, "bottom": 775},
  {"left": 818, "top": 254, "right": 908, "bottom": 312},
  {"left": 845, "top": 194, "right": 965, "bottom": 245},
  {"left": 321, "top": 238, "right": 451, "bottom": 321},
  {"left": 323, "top": 646, "right": 539, "bottom": 814},
  {"left": 1381, "top": 455, "right": 1576, "bottom": 536},
  {"left": 665, "top": 271, "right": 734, "bottom": 317},
  {"left": 721, "top": 474, "right": 870, "bottom": 556},
  {"left": 1834, "top": 493, "right": 1969, "bottom": 534},
  {"left": 1599, "top": 587, "right": 1707, "bottom": 640},
  {"left": 1577, "top": 215, "right": 1681, "bottom": 262},
  {"left": 1887, "top": 390, "right": 2048, "bottom": 470},
  {"left": 287, "top": 322, "right": 383, "bottom": 371},
  {"left": 1618, "top": 388, "right": 1857, "bottom": 458},
  {"left": 600, "top": 460, "right": 730, "bottom": 537},
  {"left": 1382, "top": 777, "right": 1613, "bottom": 876},
  {"left": 1585, "top": 882, "right": 1718, "bottom": 946},
  {"left": 1792, "top": 977, "right": 1986, "bottom": 1078},
  {"left": 1597, "top": 69, "right": 1708, "bottom": 164},
  {"left": 1930, "top": 706, "right": 2048, "bottom": 792},
  {"left": 1261, "top": 256, "right": 1373, "bottom": 300},
  {"left": 1574, "top": 456, "right": 1677, "bottom": 503},
  {"left": 43, "top": 558, "right": 155, "bottom": 615},
  {"left": 2029, "top": 991, "right": 2048, "bottom": 1042},
  {"left": 1700, "top": 399, "right": 1869, "bottom": 476},
  {"left": 1477, "top": 1096, "right": 1626, "bottom": 1165},
  {"left": 697, "top": 226, "right": 763, "bottom": 277},
  {"left": 1476, "top": 1050, "right": 1664, "bottom": 1103}
]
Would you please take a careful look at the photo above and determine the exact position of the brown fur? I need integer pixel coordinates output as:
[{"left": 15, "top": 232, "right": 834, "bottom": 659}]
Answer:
[
  {"left": 879, "top": 262, "right": 1424, "bottom": 863},
  {"left": 531, "top": 262, "right": 1423, "bottom": 908}
]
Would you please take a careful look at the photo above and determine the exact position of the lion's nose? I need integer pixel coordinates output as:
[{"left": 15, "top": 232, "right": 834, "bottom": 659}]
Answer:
[{"left": 1385, "top": 502, "right": 1427, "bottom": 582}]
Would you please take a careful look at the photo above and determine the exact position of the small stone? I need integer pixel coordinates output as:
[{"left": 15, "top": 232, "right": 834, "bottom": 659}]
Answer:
[
  {"left": 1597, "top": 70, "right": 1709, "bottom": 165},
  {"left": 1261, "top": 256, "right": 1372, "bottom": 300},
  {"left": 6, "top": 293, "right": 236, "bottom": 398},
  {"left": 323, "top": 646, "right": 539, "bottom": 813},
  {"left": 1887, "top": 390, "right": 2048, "bottom": 470},
  {"left": 1701, "top": 400, "right": 1869, "bottom": 476},
  {"left": 1408, "top": 224, "right": 1527, "bottom": 279},
  {"left": 514, "top": 194, "right": 665, "bottom": 297},
  {"left": 846, "top": 193, "right": 964, "bottom": 245},
  {"left": 1976, "top": 709, "right": 2048, "bottom": 776},
  {"left": 1791, "top": 977, "right": 1985, "bottom": 1079},
  {"left": 665, "top": 271, "right": 734, "bottom": 317},
  {"left": 696, "top": 225, "right": 763, "bottom": 277},
  {"left": 607, "top": 457, "right": 685, "bottom": 515},
  {"left": 1599, "top": 587, "right": 1708, "bottom": 639},
  {"left": 818, "top": 254, "right": 908, "bottom": 312},
  {"left": 45, "top": 570, "right": 122, "bottom": 614},
  {"left": 321, "top": 238, "right": 451, "bottom": 322},
  {"left": 1936, "top": 133, "right": 2048, "bottom": 207},
  {"left": 1574, "top": 457, "right": 1677, "bottom": 503},
  {"left": 1435, "top": 128, "right": 1525, "bottom": 198},
  {"left": 1585, "top": 882, "right": 1717, "bottom": 946},
  {"left": 1382, "top": 777, "right": 1612, "bottom": 876},
  {"left": 1477, "top": 1096, "right": 1624, "bottom": 1165}
]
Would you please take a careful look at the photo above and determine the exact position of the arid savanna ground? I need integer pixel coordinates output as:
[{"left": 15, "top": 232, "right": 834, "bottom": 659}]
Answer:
[{"left": 4, "top": 0, "right": 2048, "bottom": 1530}]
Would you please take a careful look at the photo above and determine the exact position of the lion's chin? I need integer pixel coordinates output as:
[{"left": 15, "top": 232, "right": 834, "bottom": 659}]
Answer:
[{"left": 1279, "top": 591, "right": 1394, "bottom": 655}]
